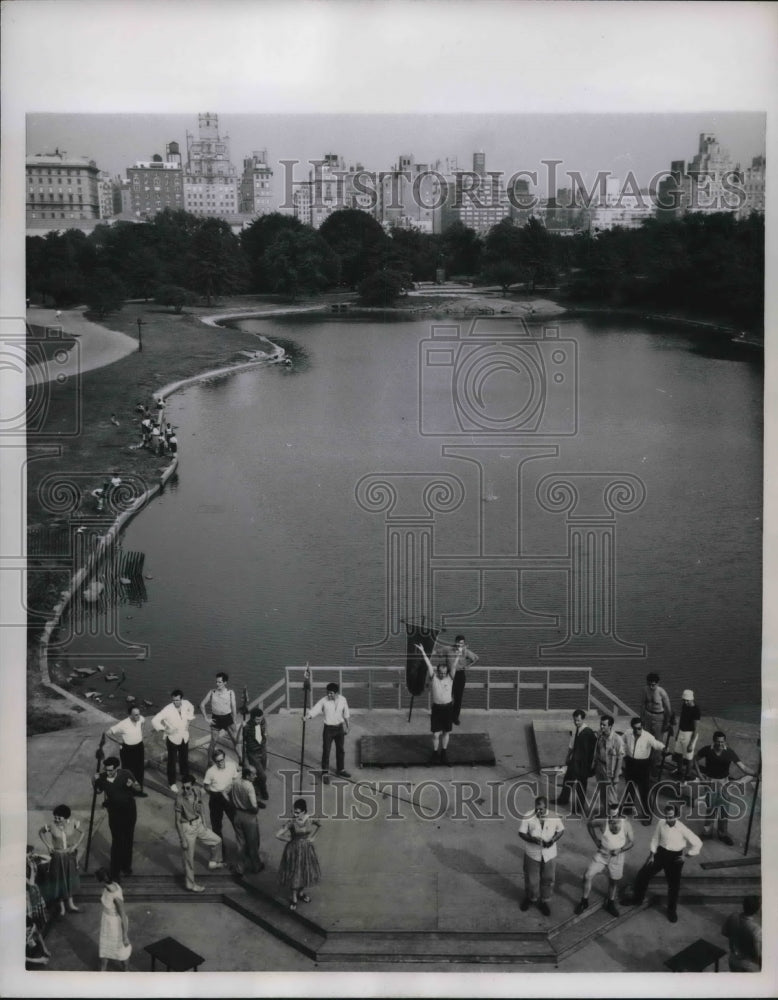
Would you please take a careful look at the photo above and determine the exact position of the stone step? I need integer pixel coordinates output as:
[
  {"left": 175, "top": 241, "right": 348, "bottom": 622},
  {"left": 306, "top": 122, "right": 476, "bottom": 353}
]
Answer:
[
  {"left": 548, "top": 898, "right": 652, "bottom": 961},
  {"left": 316, "top": 931, "right": 558, "bottom": 964}
]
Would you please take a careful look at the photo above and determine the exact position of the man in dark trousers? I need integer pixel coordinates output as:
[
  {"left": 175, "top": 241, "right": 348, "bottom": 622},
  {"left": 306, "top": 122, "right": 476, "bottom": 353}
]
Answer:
[
  {"left": 627, "top": 802, "right": 702, "bottom": 923},
  {"left": 693, "top": 730, "right": 756, "bottom": 846},
  {"left": 105, "top": 705, "right": 147, "bottom": 796},
  {"left": 435, "top": 635, "right": 479, "bottom": 726},
  {"left": 93, "top": 755, "right": 141, "bottom": 880},
  {"left": 623, "top": 716, "right": 666, "bottom": 825},
  {"left": 555, "top": 709, "right": 596, "bottom": 813},
  {"left": 242, "top": 706, "right": 269, "bottom": 805}
]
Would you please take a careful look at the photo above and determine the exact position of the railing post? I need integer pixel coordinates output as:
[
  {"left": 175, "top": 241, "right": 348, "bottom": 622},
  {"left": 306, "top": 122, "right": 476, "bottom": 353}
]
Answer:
[
  {"left": 587, "top": 669, "right": 591, "bottom": 711},
  {"left": 368, "top": 668, "right": 373, "bottom": 710},
  {"left": 545, "top": 669, "right": 550, "bottom": 711},
  {"left": 516, "top": 667, "right": 520, "bottom": 711},
  {"left": 285, "top": 667, "right": 291, "bottom": 711}
]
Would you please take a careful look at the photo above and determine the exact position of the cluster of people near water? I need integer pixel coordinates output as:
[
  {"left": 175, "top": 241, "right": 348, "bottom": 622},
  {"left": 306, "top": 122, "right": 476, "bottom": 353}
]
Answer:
[
  {"left": 27, "top": 651, "right": 761, "bottom": 972},
  {"left": 136, "top": 400, "right": 177, "bottom": 457}
]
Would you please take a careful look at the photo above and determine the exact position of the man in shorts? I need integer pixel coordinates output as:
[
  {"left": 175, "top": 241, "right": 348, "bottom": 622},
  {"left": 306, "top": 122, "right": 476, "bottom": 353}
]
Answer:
[
  {"left": 416, "top": 642, "right": 457, "bottom": 765},
  {"left": 200, "top": 671, "right": 240, "bottom": 760},
  {"left": 574, "top": 803, "right": 634, "bottom": 917},
  {"left": 670, "top": 689, "right": 700, "bottom": 781}
]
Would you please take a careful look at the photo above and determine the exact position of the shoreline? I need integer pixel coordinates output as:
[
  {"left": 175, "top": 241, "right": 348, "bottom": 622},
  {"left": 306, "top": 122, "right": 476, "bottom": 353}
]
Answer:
[{"left": 27, "top": 291, "right": 760, "bottom": 730}]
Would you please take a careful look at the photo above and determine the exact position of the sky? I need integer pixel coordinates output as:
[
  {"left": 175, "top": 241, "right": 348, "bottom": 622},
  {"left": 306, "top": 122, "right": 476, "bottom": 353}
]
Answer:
[{"left": 26, "top": 111, "right": 766, "bottom": 197}]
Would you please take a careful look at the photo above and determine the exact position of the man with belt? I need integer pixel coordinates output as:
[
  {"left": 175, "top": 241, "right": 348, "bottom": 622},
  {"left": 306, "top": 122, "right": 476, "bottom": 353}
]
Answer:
[
  {"left": 693, "top": 730, "right": 756, "bottom": 846},
  {"left": 434, "top": 634, "right": 478, "bottom": 727},
  {"left": 151, "top": 689, "right": 196, "bottom": 793},
  {"left": 640, "top": 672, "right": 672, "bottom": 774},
  {"left": 242, "top": 706, "right": 269, "bottom": 805},
  {"left": 105, "top": 705, "right": 147, "bottom": 796},
  {"left": 592, "top": 715, "right": 625, "bottom": 817},
  {"left": 174, "top": 775, "right": 225, "bottom": 893},
  {"left": 93, "top": 756, "right": 141, "bottom": 880},
  {"left": 574, "top": 802, "right": 634, "bottom": 917},
  {"left": 623, "top": 717, "right": 666, "bottom": 825},
  {"left": 628, "top": 802, "right": 702, "bottom": 923},
  {"left": 305, "top": 682, "right": 352, "bottom": 783},
  {"left": 200, "top": 671, "right": 240, "bottom": 759},
  {"left": 518, "top": 795, "right": 565, "bottom": 917},
  {"left": 555, "top": 709, "right": 596, "bottom": 813},
  {"left": 202, "top": 748, "right": 239, "bottom": 841},
  {"left": 417, "top": 643, "right": 457, "bottom": 765},
  {"left": 228, "top": 765, "right": 264, "bottom": 875}
]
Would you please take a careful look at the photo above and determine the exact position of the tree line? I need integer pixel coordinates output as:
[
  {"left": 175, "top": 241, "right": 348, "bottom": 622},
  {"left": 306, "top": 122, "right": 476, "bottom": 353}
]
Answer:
[{"left": 26, "top": 207, "right": 763, "bottom": 329}]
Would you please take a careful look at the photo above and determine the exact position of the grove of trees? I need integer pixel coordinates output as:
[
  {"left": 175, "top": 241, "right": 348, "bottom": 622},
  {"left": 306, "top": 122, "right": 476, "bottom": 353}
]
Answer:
[{"left": 26, "top": 207, "right": 764, "bottom": 329}]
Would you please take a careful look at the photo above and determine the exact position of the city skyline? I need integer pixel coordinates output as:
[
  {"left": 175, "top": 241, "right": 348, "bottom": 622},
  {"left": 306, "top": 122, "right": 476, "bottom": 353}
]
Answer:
[{"left": 27, "top": 111, "right": 765, "bottom": 198}]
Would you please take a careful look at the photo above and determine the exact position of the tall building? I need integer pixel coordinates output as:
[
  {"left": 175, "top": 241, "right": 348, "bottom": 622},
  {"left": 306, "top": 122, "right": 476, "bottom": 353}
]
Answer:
[
  {"left": 26, "top": 150, "right": 101, "bottom": 224},
  {"left": 126, "top": 145, "right": 184, "bottom": 219},
  {"left": 737, "top": 154, "right": 766, "bottom": 219},
  {"left": 440, "top": 152, "right": 511, "bottom": 234},
  {"left": 183, "top": 112, "right": 239, "bottom": 218},
  {"left": 240, "top": 150, "right": 274, "bottom": 216},
  {"left": 292, "top": 154, "right": 377, "bottom": 228},
  {"left": 378, "top": 153, "right": 441, "bottom": 233}
]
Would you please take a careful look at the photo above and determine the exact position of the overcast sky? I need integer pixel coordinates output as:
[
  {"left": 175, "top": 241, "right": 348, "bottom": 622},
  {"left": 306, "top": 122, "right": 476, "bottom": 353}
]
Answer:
[{"left": 27, "top": 111, "right": 765, "bottom": 196}]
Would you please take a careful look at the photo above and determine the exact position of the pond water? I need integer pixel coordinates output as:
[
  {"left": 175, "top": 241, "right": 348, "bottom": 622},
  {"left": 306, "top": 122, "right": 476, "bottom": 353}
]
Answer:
[{"left": 59, "top": 314, "right": 762, "bottom": 722}]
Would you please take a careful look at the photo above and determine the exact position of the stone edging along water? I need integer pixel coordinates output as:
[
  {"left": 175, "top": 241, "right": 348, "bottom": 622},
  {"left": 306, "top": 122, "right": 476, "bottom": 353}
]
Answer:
[{"left": 37, "top": 310, "right": 297, "bottom": 722}]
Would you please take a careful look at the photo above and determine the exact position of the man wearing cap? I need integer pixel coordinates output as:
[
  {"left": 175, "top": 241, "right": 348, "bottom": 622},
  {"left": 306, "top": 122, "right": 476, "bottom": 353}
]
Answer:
[
  {"left": 305, "top": 682, "right": 352, "bottom": 782},
  {"left": 671, "top": 690, "right": 701, "bottom": 781},
  {"left": 228, "top": 765, "right": 265, "bottom": 875}
]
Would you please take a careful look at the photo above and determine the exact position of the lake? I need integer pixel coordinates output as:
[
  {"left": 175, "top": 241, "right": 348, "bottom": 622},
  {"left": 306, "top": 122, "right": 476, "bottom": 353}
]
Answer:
[{"left": 60, "top": 314, "right": 762, "bottom": 723}]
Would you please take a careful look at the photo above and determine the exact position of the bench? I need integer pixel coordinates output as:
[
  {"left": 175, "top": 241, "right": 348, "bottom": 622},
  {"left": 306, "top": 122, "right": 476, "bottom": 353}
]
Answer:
[
  {"left": 144, "top": 936, "right": 205, "bottom": 972},
  {"left": 664, "top": 937, "right": 726, "bottom": 973}
]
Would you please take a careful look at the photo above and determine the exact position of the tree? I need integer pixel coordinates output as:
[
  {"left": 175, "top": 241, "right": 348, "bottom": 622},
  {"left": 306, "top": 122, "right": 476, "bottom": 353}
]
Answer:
[
  {"left": 440, "top": 221, "right": 482, "bottom": 277},
  {"left": 263, "top": 228, "right": 340, "bottom": 300},
  {"left": 84, "top": 269, "right": 126, "bottom": 318},
  {"left": 150, "top": 209, "right": 203, "bottom": 287},
  {"left": 186, "top": 218, "right": 249, "bottom": 305},
  {"left": 482, "top": 218, "right": 523, "bottom": 290},
  {"left": 155, "top": 285, "right": 195, "bottom": 314},
  {"left": 357, "top": 269, "right": 410, "bottom": 306},
  {"left": 240, "top": 212, "right": 305, "bottom": 291},
  {"left": 519, "top": 217, "right": 557, "bottom": 291},
  {"left": 319, "top": 209, "right": 389, "bottom": 287}
]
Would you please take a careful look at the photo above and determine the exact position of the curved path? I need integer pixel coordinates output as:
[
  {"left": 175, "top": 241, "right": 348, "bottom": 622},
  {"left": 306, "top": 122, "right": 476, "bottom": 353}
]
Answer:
[{"left": 26, "top": 307, "right": 139, "bottom": 386}]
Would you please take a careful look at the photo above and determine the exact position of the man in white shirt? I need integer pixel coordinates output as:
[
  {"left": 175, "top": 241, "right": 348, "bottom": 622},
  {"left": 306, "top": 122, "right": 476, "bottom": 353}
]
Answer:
[
  {"left": 623, "top": 717, "right": 666, "bottom": 825},
  {"left": 305, "top": 682, "right": 352, "bottom": 783},
  {"left": 151, "top": 688, "right": 196, "bottom": 792},
  {"left": 518, "top": 795, "right": 565, "bottom": 916},
  {"left": 628, "top": 802, "right": 702, "bottom": 923},
  {"left": 202, "top": 748, "right": 239, "bottom": 841},
  {"left": 416, "top": 643, "right": 458, "bottom": 765},
  {"left": 106, "top": 705, "right": 147, "bottom": 796}
]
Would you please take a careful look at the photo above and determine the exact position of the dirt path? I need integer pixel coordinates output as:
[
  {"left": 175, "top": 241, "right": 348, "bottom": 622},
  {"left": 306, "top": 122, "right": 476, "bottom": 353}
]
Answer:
[{"left": 26, "top": 307, "right": 139, "bottom": 385}]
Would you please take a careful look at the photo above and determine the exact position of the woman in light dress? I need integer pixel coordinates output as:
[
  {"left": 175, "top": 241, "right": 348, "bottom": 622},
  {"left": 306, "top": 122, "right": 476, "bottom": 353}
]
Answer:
[
  {"left": 95, "top": 867, "right": 131, "bottom": 971},
  {"left": 38, "top": 804, "right": 84, "bottom": 916},
  {"left": 275, "top": 798, "right": 321, "bottom": 910}
]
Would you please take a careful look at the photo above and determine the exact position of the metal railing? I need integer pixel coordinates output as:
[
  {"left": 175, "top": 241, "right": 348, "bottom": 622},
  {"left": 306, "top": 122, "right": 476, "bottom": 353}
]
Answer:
[{"left": 250, "top": 665, "right": 635, "bottom": 717}]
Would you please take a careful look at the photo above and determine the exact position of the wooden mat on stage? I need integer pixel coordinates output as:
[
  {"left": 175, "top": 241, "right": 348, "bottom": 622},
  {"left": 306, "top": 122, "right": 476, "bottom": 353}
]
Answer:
[{"left": 359, "top": 732, "right": 496, "bottom": 767}]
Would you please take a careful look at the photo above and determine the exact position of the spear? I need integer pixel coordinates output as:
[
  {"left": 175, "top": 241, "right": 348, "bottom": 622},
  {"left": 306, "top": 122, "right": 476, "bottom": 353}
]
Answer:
[
  {"left": 299, "top": 663, "right": 311, "bottom": 789},
  {"left": 744, "top": 738, "right": 761, "bottom": 857},
  {"left": 84, "top": 732, "right": 106, "bottom": 871}
]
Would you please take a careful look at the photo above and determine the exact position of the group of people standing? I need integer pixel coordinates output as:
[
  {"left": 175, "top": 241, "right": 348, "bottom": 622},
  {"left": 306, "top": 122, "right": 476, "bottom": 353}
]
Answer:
[{"left": 136, "top": 399, "right": 177, "bottom": 457}]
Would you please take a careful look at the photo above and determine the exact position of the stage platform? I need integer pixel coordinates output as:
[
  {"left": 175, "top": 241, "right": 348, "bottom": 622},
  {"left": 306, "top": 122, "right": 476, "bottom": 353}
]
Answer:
[{"left": 360, "top": 732, "right": 496, "bottom": 767}]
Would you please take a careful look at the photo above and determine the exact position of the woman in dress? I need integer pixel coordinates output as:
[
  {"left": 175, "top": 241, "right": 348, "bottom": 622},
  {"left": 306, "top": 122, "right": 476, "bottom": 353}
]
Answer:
[
  {"left": 38, "top": 804, "right": 84, "bottom": 917},
  {"left": 95, "top": 867, "right": 131, "bottom": 971},
  {"left": 26, "top": 845, "right": 49, "bottom": 930},
  {"left": 275, "top": 798, "right": 321, "bottom": 910}
]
